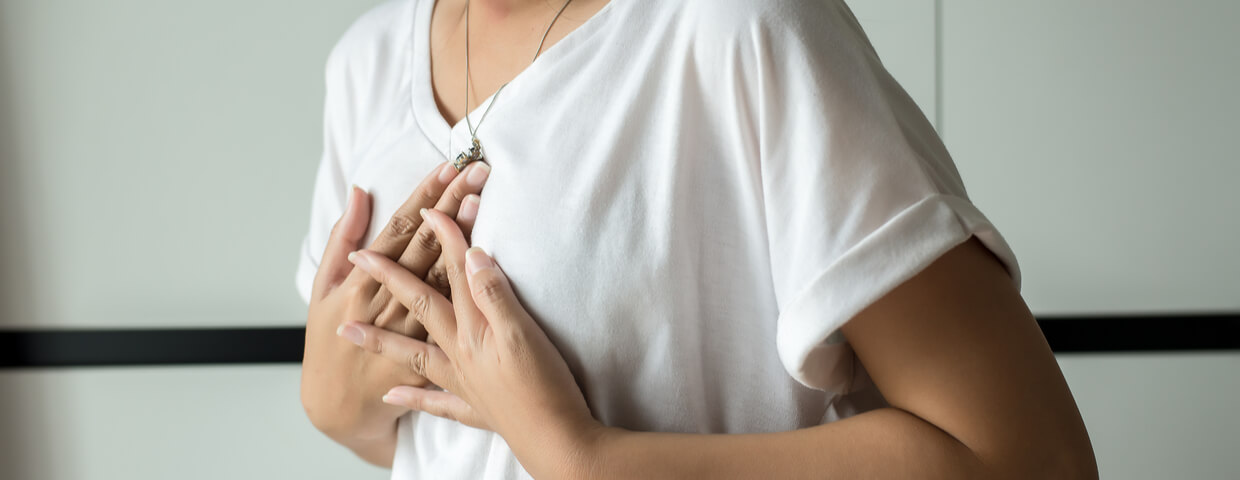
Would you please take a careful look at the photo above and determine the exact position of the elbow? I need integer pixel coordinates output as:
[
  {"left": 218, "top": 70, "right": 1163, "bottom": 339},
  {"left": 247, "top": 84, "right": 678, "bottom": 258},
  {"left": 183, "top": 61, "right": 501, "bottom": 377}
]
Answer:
[
  {"left": 300, "top": 377, "right": 364, "bottom": 445},
  {"left": 300, "top": 379, "right": 342, "bottom": 438},
  {"left": 989, "top": 431, "right": 1099, "bottom": 480},
  {"left": 300, "top": 381, "right": 398, "bottom": 469},
  {"left": 1041, "top": 416, "right": 1099, "bottom": 480},
  {"left": 301, "top": 395, "right": 397, "bottom": 469},
  {"left": 1048, "top": 441, "right": 1099, "bottom": 480}
]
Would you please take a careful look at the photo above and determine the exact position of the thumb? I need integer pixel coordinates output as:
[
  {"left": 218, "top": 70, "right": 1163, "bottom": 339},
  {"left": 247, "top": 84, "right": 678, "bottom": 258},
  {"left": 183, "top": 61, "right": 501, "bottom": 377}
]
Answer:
[
  {"left": 313, "top": 184, "right": 371, "bottom": 300},
  {"left": 464, "top": 247, "right": 528, "bottom": 331}
]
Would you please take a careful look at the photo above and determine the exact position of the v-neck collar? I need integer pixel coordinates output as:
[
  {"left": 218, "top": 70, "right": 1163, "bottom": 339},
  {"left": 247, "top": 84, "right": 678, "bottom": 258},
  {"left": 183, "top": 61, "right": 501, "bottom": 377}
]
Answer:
[{"left": 409, "top": 0, "right": 620, "bottom": 160}]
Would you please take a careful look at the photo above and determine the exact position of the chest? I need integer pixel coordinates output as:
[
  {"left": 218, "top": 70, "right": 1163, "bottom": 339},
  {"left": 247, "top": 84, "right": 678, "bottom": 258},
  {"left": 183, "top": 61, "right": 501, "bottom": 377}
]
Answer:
[{"left": 348, "top": 103, "right": 771, "bottom": 370}]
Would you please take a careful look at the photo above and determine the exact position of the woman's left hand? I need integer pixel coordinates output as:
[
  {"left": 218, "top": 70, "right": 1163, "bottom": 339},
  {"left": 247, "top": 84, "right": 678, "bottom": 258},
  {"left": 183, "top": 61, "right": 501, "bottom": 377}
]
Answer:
[{"left": 339, "top": 206, "right": 602, "bottom": 478}]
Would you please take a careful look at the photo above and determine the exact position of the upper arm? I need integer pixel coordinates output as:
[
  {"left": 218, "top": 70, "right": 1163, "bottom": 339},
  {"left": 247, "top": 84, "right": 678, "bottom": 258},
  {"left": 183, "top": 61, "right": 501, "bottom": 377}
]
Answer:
[{"left": 839, "top": 236, "right": 1097, "bottom": 478}]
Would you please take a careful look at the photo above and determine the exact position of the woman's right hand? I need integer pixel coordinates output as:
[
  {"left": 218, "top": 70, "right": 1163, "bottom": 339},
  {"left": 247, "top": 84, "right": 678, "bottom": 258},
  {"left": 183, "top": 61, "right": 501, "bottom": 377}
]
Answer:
[{"left": 300, "top": 160, "right": 491, "bottom": 465}]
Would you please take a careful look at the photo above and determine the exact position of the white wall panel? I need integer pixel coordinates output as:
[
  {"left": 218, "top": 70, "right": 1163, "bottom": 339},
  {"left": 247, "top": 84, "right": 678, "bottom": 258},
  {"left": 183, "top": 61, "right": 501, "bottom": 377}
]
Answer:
[
  {"left": 941, "top": 0, "right": 1240, "bottom": 315},
  {"left": 0, "top": 366, "right": 386, "bottom": 480},
  {"left": 1057, "top": 353, "right": 1240, "bottom": 479}
]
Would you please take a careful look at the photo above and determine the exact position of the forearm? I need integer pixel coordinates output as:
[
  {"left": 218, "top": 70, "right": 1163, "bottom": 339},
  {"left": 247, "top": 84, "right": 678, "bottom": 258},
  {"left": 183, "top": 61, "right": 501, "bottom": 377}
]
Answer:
[
  {"left": 581, "top": 407, "right": 1064, "bottom": 480},
  {"left": 302, "top": 323, "right": 411, "bottom": 468}
]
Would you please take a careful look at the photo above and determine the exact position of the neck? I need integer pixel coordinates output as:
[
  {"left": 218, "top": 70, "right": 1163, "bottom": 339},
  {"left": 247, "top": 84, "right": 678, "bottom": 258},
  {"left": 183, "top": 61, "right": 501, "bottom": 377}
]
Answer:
[{"left": 468, "top": 0, "right": 558, "bottom": 19}]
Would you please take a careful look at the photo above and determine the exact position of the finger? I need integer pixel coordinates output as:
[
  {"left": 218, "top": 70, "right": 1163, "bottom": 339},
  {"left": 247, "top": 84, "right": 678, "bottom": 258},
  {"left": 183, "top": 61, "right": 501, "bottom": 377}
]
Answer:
[
  {"left": 420, "top": 208, "right": 487, "bottom": 343},
  {"left": 338, "top": 321, "right": 459, "bottom": 393},
  {"left": 341, "top": 162, "right": 459, "bottom": 292},
  {"left": 396, "top": 162, "right": 490, "bottom": 287},
  {"left": 456, "top": 194, "right": 481, "bottom": 243},
  {"left": 348, "top": 249, "right": 458, "bottom": 346},
  {"left": 464, "top": 247, "right": 529, "bottom": 336},
  {"left": 382, "top": 386, "right": 489, "bottom": 431},
  {"left": 312, "top": 184, "right": 371, "bottom": 301},
  {"left": 424, "top": 257, "right": 454, "bottom": 301},
  {"left": 372, "top": 292, "right": 426, "bottom": 339}
]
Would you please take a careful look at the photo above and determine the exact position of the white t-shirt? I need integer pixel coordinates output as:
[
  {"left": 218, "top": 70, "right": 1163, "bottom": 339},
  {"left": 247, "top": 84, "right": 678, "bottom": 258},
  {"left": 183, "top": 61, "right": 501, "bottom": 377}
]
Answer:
[{"left": 294, "top": 0, "right": 1022, "bottom": 477}]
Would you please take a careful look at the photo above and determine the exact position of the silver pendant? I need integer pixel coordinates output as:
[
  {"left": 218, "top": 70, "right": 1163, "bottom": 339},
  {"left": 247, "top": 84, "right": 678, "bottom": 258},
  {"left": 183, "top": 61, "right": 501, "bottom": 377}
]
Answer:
[{"left": 453, "top": 137, "right": 485, "bottom": 172}]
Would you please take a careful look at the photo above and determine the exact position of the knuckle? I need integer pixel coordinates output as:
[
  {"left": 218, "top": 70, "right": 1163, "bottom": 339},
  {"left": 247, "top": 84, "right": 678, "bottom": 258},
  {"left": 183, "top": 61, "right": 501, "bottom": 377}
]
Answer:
[
  {"left": 404, "top": 349, "right": 428, "bottom": 377},
  {"left": 386, "top": 213, "right": 419, "bottom": 237},
  {"left": 474, "top": 279, "right": 507, "bottom": 304},
  {"left": 426, "top": 265, "right": 452, "bottom": 299},
  {"left": 449, "top": 186, "right": 468, "bottom": 203},
  {"left": 406, "top": 393, "right": 424, "bottom": 411},
  {"left": 408, "top": 293, "right": 433, "bottom": 322},
  {"left": 367, "top": 335, "right": 384, "bottom": 355},
  {"left": 415, "top": 185, "right": 439, "bottom": 205},
  {"left": 444, "top": 261, "right": 467, "bottom": 286},
  {"left": 411, "top": 225, "right": 440, "bottom": 253}
]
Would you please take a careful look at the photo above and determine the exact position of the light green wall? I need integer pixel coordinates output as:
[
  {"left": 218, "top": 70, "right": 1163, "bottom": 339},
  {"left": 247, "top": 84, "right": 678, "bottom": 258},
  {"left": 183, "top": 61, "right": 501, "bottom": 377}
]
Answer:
[{"left": 0, "top": 0, "right": 389, "bottom": 329}]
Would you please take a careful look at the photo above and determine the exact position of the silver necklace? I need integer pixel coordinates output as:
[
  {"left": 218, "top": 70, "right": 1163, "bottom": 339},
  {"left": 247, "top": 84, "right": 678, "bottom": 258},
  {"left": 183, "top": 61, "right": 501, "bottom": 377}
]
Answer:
[{"left": 450, "top": 0, "right": 574, "bottom": 171}]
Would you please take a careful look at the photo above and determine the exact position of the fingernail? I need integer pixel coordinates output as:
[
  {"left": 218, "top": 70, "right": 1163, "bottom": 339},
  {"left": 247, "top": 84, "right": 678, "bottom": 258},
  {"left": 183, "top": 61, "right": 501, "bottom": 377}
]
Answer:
[
  {"left": 347, "top": 251, "right": 370, "bottom": 271},
  {"left": 419, "top": 207, "right": 435, "bottom": 226},
  {"left": 465, "top": 162, "right": 490, "bottom": 188},
  {"left": 458, "top": 194, "right": 480, "bottom": 223},
  {"left": 336, "top": 324, "right": 363, "bottom": 346},
  {"left": 347, "top": 184, "right": 359, "bottom": 208},
  {"left": 436, "top": 162, "right": 458, "bottom": 184},
  {"left": 381, "top": 388, "right": 409, "bottom": 406},
  {"left": 465, "top": 246, "right": 494, "bottom": 275}
]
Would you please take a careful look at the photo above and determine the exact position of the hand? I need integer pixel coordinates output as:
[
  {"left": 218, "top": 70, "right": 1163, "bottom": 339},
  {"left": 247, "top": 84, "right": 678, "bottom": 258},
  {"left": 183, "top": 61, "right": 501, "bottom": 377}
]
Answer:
[
  {"left": 300, "top": 160, "right": 490, "bottom": 450},
  {"left": 340, "top": 206, "right": 603, "bottom": 479}
]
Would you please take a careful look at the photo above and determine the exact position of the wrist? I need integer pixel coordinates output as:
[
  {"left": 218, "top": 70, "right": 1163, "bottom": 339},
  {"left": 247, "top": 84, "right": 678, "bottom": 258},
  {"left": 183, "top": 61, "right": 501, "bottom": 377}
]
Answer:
[
  {"left": 508, "top": 414, "right": 618, "bottom": 480},
  {"left": 563, "top": 423, "right": 626, "bottom": 480}
]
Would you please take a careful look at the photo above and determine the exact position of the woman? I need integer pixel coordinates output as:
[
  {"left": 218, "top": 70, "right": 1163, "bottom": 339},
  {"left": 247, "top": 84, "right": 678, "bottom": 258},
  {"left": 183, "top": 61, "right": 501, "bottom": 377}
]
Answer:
[{"left": 297, "top": 0, "right": 1098, "bottom": 477}]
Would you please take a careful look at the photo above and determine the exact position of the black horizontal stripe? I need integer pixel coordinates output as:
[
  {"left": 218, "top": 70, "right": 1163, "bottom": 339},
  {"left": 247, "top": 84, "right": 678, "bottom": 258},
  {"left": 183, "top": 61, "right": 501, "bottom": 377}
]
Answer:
[
  {"left": 0, "top": 313, "right": 1236, "bottom": 368},
  {"left": 1036, "top": 313, "right": 1240, "bottom": 352},
  {"left": 0, "top": 327, "right": 305, "bottom": 368}
]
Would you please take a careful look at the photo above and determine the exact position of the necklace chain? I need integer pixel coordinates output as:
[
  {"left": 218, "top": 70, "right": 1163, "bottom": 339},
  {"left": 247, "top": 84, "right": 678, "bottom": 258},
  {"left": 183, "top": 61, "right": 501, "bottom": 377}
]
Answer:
[{"left": 461, "top": 0, "right": 574, "bottom": 140}]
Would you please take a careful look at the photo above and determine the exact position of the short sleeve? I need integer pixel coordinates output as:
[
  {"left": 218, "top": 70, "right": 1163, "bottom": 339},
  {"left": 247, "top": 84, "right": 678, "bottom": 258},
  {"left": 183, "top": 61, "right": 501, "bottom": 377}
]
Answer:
[
  {"left": 293, "top": 0, "right": 418, "bottom": 305},
  {"left": 746, "top": 1, "right": 1022, "bottom": 392},
  {"left": 294, "top": 31, "right": 362, "bottom": 306}
]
